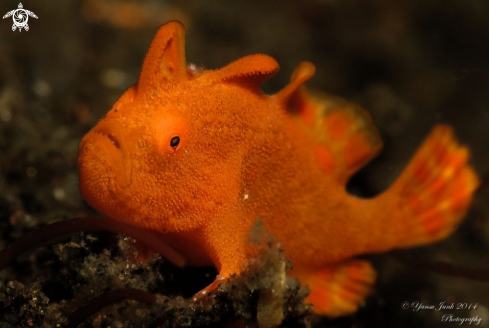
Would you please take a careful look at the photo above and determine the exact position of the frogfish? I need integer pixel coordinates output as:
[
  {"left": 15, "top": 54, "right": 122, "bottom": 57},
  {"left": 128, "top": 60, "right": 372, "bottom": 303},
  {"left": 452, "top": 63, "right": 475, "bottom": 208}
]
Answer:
[{"left": 78, "top": 21, "right": 479, "bottom": 316}]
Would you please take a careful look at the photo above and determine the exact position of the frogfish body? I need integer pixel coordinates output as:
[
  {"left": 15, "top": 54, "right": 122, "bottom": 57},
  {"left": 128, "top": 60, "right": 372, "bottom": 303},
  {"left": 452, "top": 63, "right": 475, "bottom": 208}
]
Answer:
[{"left": 78, "top": 21, "right": 479, "bottom": 316}]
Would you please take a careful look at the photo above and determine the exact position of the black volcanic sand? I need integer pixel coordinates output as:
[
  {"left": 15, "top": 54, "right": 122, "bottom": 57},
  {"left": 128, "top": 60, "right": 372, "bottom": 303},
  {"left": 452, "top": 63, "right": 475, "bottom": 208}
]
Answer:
[{"left": 0, "top": 1, "right": 488, "bottom": 327}]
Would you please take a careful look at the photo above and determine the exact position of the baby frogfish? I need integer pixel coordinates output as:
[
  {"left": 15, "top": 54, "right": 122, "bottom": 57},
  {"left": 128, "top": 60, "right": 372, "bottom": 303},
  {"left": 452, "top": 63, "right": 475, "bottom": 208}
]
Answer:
[{"left": 78, "top": 21, "right": 479, "bottom": 317}]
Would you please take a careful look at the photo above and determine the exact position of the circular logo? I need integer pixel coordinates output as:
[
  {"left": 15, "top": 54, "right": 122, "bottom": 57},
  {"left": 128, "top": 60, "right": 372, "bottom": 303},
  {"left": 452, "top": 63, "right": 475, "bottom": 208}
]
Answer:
[{"left": 13, "top": 9, "right": 28, "bottom": 27}]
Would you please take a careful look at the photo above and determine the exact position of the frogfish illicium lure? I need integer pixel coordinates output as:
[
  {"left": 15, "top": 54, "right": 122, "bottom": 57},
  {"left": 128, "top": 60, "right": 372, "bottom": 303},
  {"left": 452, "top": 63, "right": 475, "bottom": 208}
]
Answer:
[{"left": 78, "top": 21, "right": 479, "bottom": 316}]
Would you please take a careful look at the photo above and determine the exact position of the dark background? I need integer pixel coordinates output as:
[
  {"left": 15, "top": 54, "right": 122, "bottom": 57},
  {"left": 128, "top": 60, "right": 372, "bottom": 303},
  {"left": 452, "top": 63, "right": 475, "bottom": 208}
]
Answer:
[{"left": 0, "top": 0, "right": 488, "bottom": 327}]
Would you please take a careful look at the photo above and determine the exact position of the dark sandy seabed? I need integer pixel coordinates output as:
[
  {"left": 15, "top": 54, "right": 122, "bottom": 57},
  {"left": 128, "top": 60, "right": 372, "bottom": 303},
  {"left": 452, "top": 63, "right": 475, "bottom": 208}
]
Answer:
[{"left": 0, "top": 0, "right": 489, "bottom": 327}]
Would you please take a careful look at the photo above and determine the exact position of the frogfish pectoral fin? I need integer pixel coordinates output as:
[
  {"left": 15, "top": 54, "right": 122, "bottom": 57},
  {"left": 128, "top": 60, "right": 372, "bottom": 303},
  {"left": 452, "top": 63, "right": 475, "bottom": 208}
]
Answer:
[{"left": 295, "top": 260, "right": 376, "bottom": 317}]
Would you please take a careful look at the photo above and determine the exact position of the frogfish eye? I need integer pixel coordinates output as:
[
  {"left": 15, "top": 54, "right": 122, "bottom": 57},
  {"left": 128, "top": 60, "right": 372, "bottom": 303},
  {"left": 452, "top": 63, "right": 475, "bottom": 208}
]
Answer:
[
  {"left": 156, "top": 116, "right": 187, "bottom": 154},
  {"left": 170, "top": 136, "right": 180, "bottom": 148}
]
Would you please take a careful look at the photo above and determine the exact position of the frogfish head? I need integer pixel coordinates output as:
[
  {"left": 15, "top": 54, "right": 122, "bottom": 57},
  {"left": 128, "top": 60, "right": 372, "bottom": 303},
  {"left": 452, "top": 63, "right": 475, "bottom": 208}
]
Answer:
[{"left": 78, "top": 21, "right": 280, "bottom": 232}]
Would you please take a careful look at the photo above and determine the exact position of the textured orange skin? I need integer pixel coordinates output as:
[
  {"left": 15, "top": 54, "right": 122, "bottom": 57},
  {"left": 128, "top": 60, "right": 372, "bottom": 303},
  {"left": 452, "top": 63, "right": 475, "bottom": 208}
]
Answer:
[
  {"left": 79, "top": 22, "right": 379, "bottom": 271},
  {"left": 78, "top": 21, "right": 478, "bottom": 316}
]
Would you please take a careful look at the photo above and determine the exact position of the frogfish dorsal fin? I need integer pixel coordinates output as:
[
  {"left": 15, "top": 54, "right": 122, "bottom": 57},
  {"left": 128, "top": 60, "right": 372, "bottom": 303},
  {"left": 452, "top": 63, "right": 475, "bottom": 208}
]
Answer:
[
  {"left": 209, "top": 54, "right": 279, "bottom": 89},
  {"left": 138, "top": 21, "right": 188, "bottom": 96},
  {"left": 274, "top": 61, "right": 316, "bottom": 105},
  {"left": 276, "top": 61, "right": 382, "bottom": 184}
]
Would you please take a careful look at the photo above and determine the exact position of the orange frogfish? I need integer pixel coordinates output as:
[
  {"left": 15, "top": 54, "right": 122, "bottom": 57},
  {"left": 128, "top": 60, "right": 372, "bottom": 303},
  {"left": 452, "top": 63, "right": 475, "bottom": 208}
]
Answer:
[{"left": 78, "top": 21, "right": 479, "bottom": 317}]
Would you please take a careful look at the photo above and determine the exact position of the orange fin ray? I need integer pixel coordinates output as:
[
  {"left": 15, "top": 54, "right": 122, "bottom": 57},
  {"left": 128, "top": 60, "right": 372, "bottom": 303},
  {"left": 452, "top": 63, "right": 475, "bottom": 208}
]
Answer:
[
  {"left": 299, "top": 260, "right": 376, "bottom": 317},
  {"left": 389, "top": 125, "right": 479, "bottom": 247}
]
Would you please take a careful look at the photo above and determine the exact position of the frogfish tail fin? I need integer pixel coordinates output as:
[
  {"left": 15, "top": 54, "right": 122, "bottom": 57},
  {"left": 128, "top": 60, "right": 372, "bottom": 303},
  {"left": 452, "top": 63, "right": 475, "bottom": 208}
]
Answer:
[{"left": 386, "top": 125, "right": 479, "bottom": 248}]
